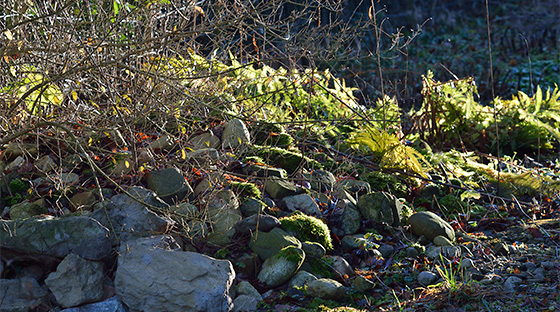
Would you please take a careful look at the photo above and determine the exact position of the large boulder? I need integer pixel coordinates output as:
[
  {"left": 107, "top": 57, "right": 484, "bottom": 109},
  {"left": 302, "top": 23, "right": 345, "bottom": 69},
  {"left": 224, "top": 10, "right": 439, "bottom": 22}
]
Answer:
[
  {"left": 407, "top": 211, "right": 455, "bottom": 242},
  {"left": 0, "top": 277, "right": 47, "bottom": 312},
  {"left": 146, "top": 167, "right": 193, "bottom": 204},
  {"left": 250, "top": 227, "right": 301, "bottom": 260},
  {"left": 0, "top": 216, "right": 111, "bottom": 260},
  {"left": 45, "top": 253, "right": 104, "bottom": 307},
  {"left": 357, "top": 191, "right": 403, "bottom": 226},
  {"left": 90, "top": 186, "right": 174, "bottom": 244},
  {"left": 115, "top": 236, "right": 235, "bottom": 312},
  {"left": 257, "top": 246, "right": 305, "bottom": 287}
]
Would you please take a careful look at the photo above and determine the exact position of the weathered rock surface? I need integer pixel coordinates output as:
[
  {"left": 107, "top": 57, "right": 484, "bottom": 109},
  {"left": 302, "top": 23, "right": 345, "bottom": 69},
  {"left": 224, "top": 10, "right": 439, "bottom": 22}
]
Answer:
[
  {"left": 264, "top": 177, "right": 303, "bottom": 199},
  {"left": 45, "top": 253, "right": 104, "bottom": 307},
  {"left": 334, "top": 179, "right": 371, "bottom": 196},
  {"left": 186, "top": 148, "right": 221, "bottom": 163},
  {"left": 222, "top": 118, "right": 251, "bottom": 149},
  {"left": 289, "top": 270, "right": 318, "bottom": 288},
  {"left": 114, "top": 236, "right": 235, "bottom": 312},
  {"left": 306, "top": 278, "right": 346, "bottom": 300},
  {"left": 250, "top": 227, "right": 302, "bottom": 260},
  {"left": 417, "top": 271, "right": 439, "bottom": 286},
  {"left": 0, "top": 216, "right": 111, "bottom": 260},
  {"left": 0, "top": 277, "right": 47, "bottom": 312},
  {"left": 9, "top": 201, "right": 47, "bottom": 220},
  {"left": 207, "top": 190, "right": 242, "bottom": 245},
  {"left": 234, "top": 214, "right": 281, "bottom": 236},
  {"left": 90, "top": 186, "right": 174, "bottom": 243},
  {"left": 243, "top": 164, "right": 287, "bottom": 178},
  {"left": 407, "top": 211, "right": 455, "bottom": 242},
  {"left": 189, "top": 132, "right": 221, "bottom": 150},
  {"left": 257, "top": 246, "right": 305, "bottom": 287},
  {"left": 146, "top": 167, "right": 193, "bottom": 204},
  {"left": 282, "top": 193, "right": 322, "bottom": 216},
  {"left": 59, "top": 296, "right": 127, "bottom": 312},
  {"left": 233, "top": 281, "right": 262, "bottom": 312},
  {"left": 357, "top": 191, "right": 403, "bottom": 226},
  {"left": 305, "top": 170, "right": 336, "bottom": 192}
]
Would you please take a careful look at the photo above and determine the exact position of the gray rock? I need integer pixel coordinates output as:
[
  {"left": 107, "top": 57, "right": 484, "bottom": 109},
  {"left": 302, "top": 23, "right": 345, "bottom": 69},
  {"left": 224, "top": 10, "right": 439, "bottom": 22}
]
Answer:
[
  {"left": 340, "top": 205, "right": 361, "bottom": 235},
  {"left": 69, "top": 192, "right": 96, "bottom": 211},
  {"left": 222, "top": 119, "right": 250, "bottom": 149},
  {"left": 235, "top": 281, "right": 262, "bottom": 301},
  {"left": 282, "top": 193, "right": 322, "bottom": 216},
  {"left": 189, "top": 132, "right": 221, "bottom": 150},
  {"left": 35, "top": 155, "right": 57, "bottom": 172},
  {"left": 425, "top": 245, "right": 462, "bottom": 259},
  {"left": 329, "top": 255, "right": 354, "bottom": 278},
  {"left": 233, "top": 295, "right": 260, "bottom": 312},
  {"left": 146, "top": 167, "right": 193, "bottom": 205},
  {"left": 207, "top": 190, "right": 242, "bottom": 246},
  {"left": 264, "top": 177, "right": 303, "bottom": 199},
  {"left": 460, "top": 258, "right": 475, "bottom": 269},
  {"left": 6, "top": 156, "right": 25, "bottom": 171},
  {"left": 334, "top": 179, "right": 371, "bottom": 196},
  {"left": 60, "top": 296, "right": 127, "bottom": 312},
  {"left": 357, "top": 192, "right": 403, "bottom": 226},
  {"left": 433, "top": 235, "right": 453, "bottom": 246},
  {"left": 57, "top": 172, "right": 81, "bottom": 186},
  {"left": 340, "top": 234, "right": 366, "bottom": 251},
  {"left": 234, "top": 214, "right": 281, "bottom": 236},
  {"left": 90, "top": 186, "right": 174, "bottom": 244},
  {"left": 406, "top": 247, "right": 420, "bottom": 258},
  {"left": 115, "top": 236, "right": 235, "bottom": 312},
  {"left": 9, "top": 201, "right": 47, "bottom": 220},
  {"left": 289, "top": 270, "right": 318, "bottom": 288},
  {"left": 250, "top": 227, "right": 302, "bottom": 260},
  {"left": 148, "top": 134, "right": 174, "bottom": 150},
  {"left": 244, "top": 164, "right": 287, "bottom": 179},
  {"left": 186, "top": 148, "right": 221, "bottom": 163},
  {"left": 306, "top": 170, "right": 336, "bottom": 192},
  {"left": 0, "top": 277, "right": 47, "bottom": 312},
  {"left": 351, "top": 275, "right": 376, "bottom": 292},
  {"left": 306, "top": 278, "right": 346, "bottom": 300},
  {"left": 301, "top": 241, "right": 326, "bottom": 259},
  {"left": 417, "top": 271, "right": 439, "bottom": 286},
  {"left": 493, "top": 242, "right": 510, "bottom": 256},
  {"left": 45, "top": 254, "right": 104, "bottom": 307},
  {"left": 2, "top": 142, "right": 38, "bottom": 161},
  {"left": 503, "top": 276, "right": 522, "bottom": 292},
  {"left": 378, "top": 244, "right": 395, "bottom": 258},
  {"left": 407, "top": 211, "right": 455, "bottom": 242},
  {"left": 240, "top": 198, "right": 267, "bottom": 217},
  {"left": 0, "top": 216, "right": 111, "bottom": 260},
  {"left": 257, "top": 246, "right": 305, "bottom": 287}
]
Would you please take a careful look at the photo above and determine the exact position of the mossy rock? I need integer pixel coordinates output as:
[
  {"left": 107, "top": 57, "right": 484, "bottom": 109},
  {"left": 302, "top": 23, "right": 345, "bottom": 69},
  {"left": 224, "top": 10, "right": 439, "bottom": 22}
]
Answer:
[
  {"left": 280, "top": 212, "right": 333, "bottom": 250},
  {"left": 229, "top": 181, "right": 262, "bottom": 199},
  {"left": 250, "top": 145, "right": 322, "bottom": 173},
  {"left": 362, "top": 171, "right": 409, "bottom": 198}
]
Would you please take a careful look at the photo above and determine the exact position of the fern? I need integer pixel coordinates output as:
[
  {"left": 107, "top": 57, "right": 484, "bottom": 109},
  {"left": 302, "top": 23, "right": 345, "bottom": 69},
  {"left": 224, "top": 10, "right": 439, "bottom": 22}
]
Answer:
[{"left": 350, "top": 126, "right": 429, "bottom": 178}]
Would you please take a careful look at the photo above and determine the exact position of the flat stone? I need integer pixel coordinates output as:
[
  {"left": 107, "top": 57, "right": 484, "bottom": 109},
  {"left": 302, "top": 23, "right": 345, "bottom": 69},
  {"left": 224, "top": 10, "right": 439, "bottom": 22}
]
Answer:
[
  {"left": 222, "top": 119, "right": 250, "bottom": 149},
  {"left": 0, "top": 277, "right": 47, "bottom": 311},
  {"left": 250, "top": 227, "right": 301, "bottom": 260},
  {"left": 418, "top": 271, "right": 438, "bottom": 286},
  {"left": 264, "top": 177, "right": 303, "bottom": 199},
  {"left": 146, "top": 167, "right": 193, "bottom": 205},
  {"left": 189, "top": 132, "right": 221, "bottom": 150}
]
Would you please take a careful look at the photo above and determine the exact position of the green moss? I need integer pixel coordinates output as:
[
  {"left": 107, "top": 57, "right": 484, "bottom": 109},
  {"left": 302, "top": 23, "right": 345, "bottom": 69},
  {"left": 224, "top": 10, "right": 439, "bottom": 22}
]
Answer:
[
  {"left": 276, "top": 245, "right": 305, "bottom": 263},
  {"left": 306, "top": 257, "right": 335, "bottom": 279},
  {"left": 362, "top": 171, "right": 409, "bottom": 198},
  {"left": 438, "top": 193, "right": 468, "bottom": 214},
  {"left": 280, "top": 211, "right": 333, "bottom": 250},
  {"left": 251, "top": 145, "right": 322, "bottom": 173},
  {"left": 229, "top": 181, "right": 262, "bottom": 199}
]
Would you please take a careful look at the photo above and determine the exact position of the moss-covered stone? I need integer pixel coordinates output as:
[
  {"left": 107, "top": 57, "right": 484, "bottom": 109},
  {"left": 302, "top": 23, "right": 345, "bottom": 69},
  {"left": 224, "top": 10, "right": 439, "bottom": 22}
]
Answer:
[
  {"left": 229, "top": 181, "right": 262, "bottom": 199},
  {"left": 362, "top": 171, "right": 409, "bottom": 198},
  {"left": 250, "top": 145, "right": 322, "bottom": 173},
  {"left": 280, "top": 212, "right": 333, "bottom": 251}
]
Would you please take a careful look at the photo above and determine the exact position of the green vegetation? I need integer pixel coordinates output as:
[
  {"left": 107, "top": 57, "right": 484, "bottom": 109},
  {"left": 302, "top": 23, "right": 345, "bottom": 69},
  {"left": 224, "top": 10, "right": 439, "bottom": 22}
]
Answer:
[{"left": 280, "top": 212, "right": 334, "bottom": 251}]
